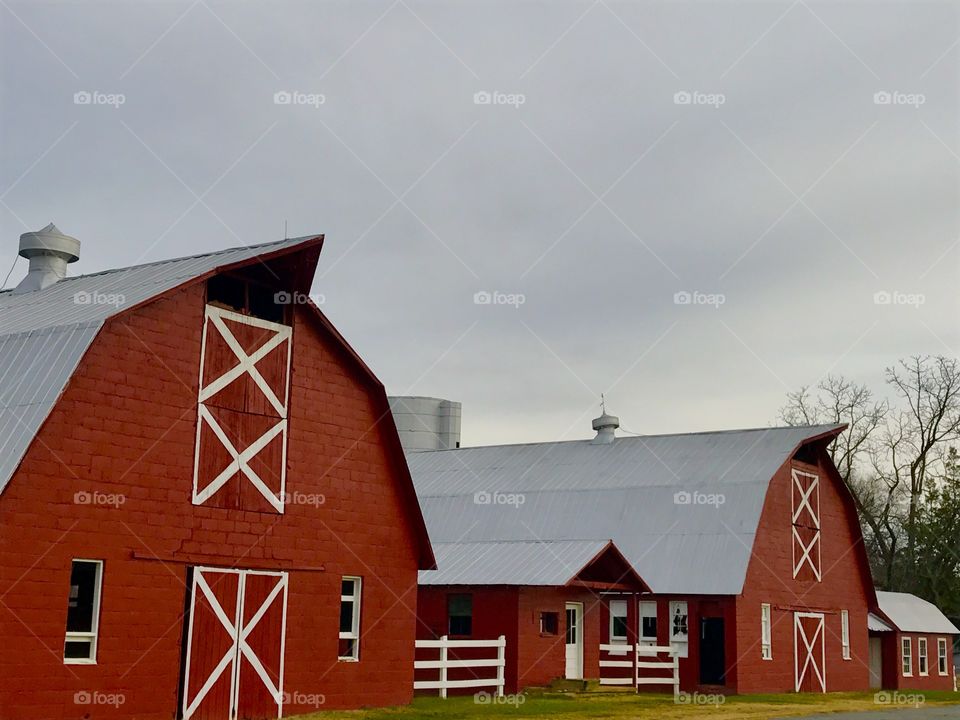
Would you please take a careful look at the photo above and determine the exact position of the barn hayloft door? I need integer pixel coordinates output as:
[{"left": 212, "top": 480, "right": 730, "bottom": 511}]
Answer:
[
  {"left": 181, "top": 568, "right": 288, "bottom": 720},
  {"left": 793, "top": 612, "right": 826, "bottom": 693}
]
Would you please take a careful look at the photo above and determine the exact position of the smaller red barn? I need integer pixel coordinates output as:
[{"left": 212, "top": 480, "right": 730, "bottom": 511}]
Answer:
[
  {"left": 869, "top": 592, "right": 958, "bottom": 691},
  {"left": 416, "top": 540, "right": 646, "bottom": 694}
]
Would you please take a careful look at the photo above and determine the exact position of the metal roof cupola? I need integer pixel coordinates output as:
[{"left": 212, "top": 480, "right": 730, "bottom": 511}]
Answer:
[
  {"left": 13, "top": 223, "right": 80, "bottom": 294},
  {"left": 590, "top": 397, "right": 619, "bottom": 445}
]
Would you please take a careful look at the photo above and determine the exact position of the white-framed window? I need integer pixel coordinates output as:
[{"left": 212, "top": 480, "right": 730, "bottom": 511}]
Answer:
[
  {"left": 64, "top": 559, "right": 103, "bottom": 664},
  {"left": 760, "top": 603, "right": 772, "bottom": 660},
  {"left": 840, "top": 610, "right": 850, "bottom": 660},
  {"left": 901, "top": 636, "right": 912, "bottom": 677},
  {"left": 609, "top": 600, "right": 628, "bottom": 644},
  {"left": 938, "top": 638, "right": 949, "bottom": 675},
  {"left": 669, "top": 601, "right": 689, "bottom": 658},
  {"left": 639, "top": 601, "right": 658, "bottom": 647},
  {"left": 338, "top": 577, "right": 362, "bottom": 661},
  {"left": 918, "top": 637, "right": 928, "bottom": 676}
]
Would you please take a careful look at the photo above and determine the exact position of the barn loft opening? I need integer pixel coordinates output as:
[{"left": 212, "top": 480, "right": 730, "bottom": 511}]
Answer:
[{"left": 207, "top": 272, "right": 287, "bottom": 324}]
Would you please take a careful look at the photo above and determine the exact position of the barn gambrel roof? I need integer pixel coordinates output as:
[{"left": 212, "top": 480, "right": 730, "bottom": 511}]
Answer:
[
  {"left": 408, "top": 424, "right": 844, "bottom": 595},
  {"left": 0, "top": 235, "right": 436, "bottom": 568}
]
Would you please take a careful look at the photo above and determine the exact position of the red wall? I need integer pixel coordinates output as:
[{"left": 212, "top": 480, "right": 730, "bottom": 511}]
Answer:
[
  {"left": 735, "top": 452, "right": 874, "bottom": 693},
  {"left": 883, "top": 632, "right": 956, "bottom": 691},
  {"left": 0, "top": 283, "right": 424, "bottom": 719}
]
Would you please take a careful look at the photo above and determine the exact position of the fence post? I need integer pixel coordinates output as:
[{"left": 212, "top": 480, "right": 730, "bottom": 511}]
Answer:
[
  {"left": 439, "top": 635, "right": 448, "bottom": 699},
  {"left": 496, "top": 635, "right": 506, "bottom": 697},
  {"left": 633, "top": 644, "right": 640, "bottom": 694},
  {"left": 672, "top": 648, "right": 679, "bottom": 700}
]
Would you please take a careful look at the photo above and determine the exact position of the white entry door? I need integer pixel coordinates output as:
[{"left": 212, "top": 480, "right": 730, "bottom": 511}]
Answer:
[
  {"left": 869, "top": 637, "right": 883, "bottom": 689},
  {"left": 565, "top": 603, "right": 583, "bottom": 679}
]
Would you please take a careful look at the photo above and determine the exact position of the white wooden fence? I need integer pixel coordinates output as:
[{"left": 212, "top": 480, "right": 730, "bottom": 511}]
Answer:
[
  {"left": 414, "top": 636, "right": 506, "bottom": 698},
  {"left": 599, "top": 643, "right": 679, "bottom": 697}
]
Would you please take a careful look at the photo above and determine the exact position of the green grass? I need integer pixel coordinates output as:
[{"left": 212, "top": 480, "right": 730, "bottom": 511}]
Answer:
[{"left": 299, "top": 690, "right": 960, "bottom": 720}]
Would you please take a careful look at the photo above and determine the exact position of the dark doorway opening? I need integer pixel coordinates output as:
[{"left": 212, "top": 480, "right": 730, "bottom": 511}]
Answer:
[{"left": 700, "top": 617, "right": 726, "bottom": 685}]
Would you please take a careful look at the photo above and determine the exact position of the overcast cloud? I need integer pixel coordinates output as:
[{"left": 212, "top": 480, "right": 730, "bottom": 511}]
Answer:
[{"left": 1, "top": 0, "right": 957, "bottom": 446}]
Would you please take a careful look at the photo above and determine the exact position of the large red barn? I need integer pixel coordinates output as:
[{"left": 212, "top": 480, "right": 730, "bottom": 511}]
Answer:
[{"left": 0, "top": 227, "right": 434, "bottom": 719}]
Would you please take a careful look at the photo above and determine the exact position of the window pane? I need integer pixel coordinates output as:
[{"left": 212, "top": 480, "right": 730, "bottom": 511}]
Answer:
[
  {"left": 540, "top": 612, "right": 558, "bottom": 635},
  {"left": 338, "top": 638, "right": 356, "bottom": 659},
  {"left": 64, "top": 640, "right": 93, "bottom": 660},
  {"left": 612, "top": 617, "right": 628, "bottom": 638},
  {"left": 340, "top": 600, "right": 354, "bottom": 633},
  {"left": 341, "top": 579, "right": 355, "bottom": 597},
  {"left": 641, "top": 616, "right": 657, "bottom": 639},
  {"left": 448, "top": 594, "right": 472, "bottom": 616},
  {"left": 449, "top": 616, "right": 472, "bottom": 636},
  {"left": 66, "top": 561, "right": 98, "bottom": 633}
]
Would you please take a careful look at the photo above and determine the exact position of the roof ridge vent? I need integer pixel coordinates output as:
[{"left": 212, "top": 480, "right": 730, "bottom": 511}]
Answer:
[
  {"left": 591, "top": 395, "right": 619, "bottom": 445},
  {"left": 13, "top": 223, "right": 80, "bottom": 294}
]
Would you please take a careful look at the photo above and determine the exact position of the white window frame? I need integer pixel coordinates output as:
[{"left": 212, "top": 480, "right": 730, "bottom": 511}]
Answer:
[
  {"left": 609, "top": 600, "right": 628, "bottom": 644},
  {"left": 64, "top": 559, "right": 104, "bottom": 665},
  {"left": 639, "top": 601, "right": 658, "bottom": 647},
  {"left": 761, "top": 603, "right": 772, "bottom": 660},
  {"left": 918, "top": 636, "right": 928, "bottom": 676},
  {"left": 669, "top": 600, "right": 689, "bottom": 658},
  {"left": 840, "top": 610, "right": 850, "bottom": 660},
  {"left": 938, "top": 637, "right": 949, "bottom": 676},
  {"left": 338, "top": 576, "right": 362, "bottom": 661},
  {"left": 901, "top": 636, "right": 912, "bottom": 677}
]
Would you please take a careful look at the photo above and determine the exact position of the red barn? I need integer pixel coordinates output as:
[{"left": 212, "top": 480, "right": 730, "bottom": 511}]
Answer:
[
  {"left": 407, "top": 411, "right": 886, "bottom": 695},
  {"left": 869, "top": 592, "right": 958, "bottom": 692},
  {"left": 0, "top": 226, "right": 434, "bottom": 720}
]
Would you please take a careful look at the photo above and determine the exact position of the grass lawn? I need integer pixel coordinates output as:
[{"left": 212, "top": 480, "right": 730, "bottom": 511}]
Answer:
[{"left": 301, "top": 691, "right": 960, "bottom": 720}]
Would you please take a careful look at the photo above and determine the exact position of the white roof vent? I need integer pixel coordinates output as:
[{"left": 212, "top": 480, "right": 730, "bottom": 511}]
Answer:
[
  {"left": 13, "top": 223, "right": 80, "bottom": 294},
  {"left": 591, "top": 401, "right": 620, "bottom": 445}
]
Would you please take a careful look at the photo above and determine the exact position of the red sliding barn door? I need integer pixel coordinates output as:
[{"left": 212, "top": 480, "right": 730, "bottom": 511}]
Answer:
[
  {"left": 182, "top": 568, "right": 288, "bottom": 720},
  {"left": 794, "top": 612, "right": 826, "bottom": 693},
  {"left": 194, "top": 305, "right": 292, "bottom": 513}
]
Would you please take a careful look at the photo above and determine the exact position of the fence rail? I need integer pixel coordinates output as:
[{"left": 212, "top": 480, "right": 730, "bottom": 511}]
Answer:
[
  {"left": 599, "top": 643, "right": 679, "bottom": 697},
  {"left": 414, "top": 635, "right": 506, "bottom": 698}
]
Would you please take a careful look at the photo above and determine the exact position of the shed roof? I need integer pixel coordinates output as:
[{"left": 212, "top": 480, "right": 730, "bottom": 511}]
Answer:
[
  {"left": 407, "top": 424, "right": 843, "bottom": 595},
  {"left": 875, "top": 591, "right": 960, "bottom": 635}
]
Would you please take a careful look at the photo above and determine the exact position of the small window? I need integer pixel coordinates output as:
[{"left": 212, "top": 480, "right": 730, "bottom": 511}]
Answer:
[
  {"left": 448, "top": 594, "right": 472, "bottom": 636},
  {"left": 338, "top": 577, "right": 361, "bottom": 660},
  {"left": 669, "top": 601, "right": 689, "bottom": 658},
  {"left": 64, "top": 560, "right": 103, "bottom": 664},
  {"left": 539, "top": 612, "right": 559, "bottom": 636},
  {"left": 918, "top": 637, "right": 928, "bottom": 676},
  {"left": 639, "top": 601, "right": 658, "bottom": 646},
  {"left": 761, "top": 603, "right": 772, "bottom": 660},
  {"left": 902, "top": 637, "right": 912, "bottom": 676},
  {"left": 609, "top": 600, "right": 628, "bottom": 643},
  {"left": 938, "top": 638, "right": 949, "bottom": 675},
  {"left": 840, "top": 610, "right": 850, "bottom": 660}
]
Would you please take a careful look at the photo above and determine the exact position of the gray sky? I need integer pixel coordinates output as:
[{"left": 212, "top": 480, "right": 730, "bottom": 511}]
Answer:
[{"left": 1, "top": 0, "right": 958, "bottom": 446}]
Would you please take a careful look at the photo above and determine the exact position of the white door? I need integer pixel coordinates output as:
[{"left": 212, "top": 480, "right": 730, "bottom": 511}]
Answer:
[
  {"left": 869, "top": 637, "right": 883, "bottom": 689},
  {"left": 565, "top": 603, "right": 583, "bottom": 679}
]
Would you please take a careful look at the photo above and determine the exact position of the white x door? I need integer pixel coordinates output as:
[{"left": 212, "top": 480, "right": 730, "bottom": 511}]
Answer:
[
  {"left": 791, "top": 470, "right": 822, "bottom": 581},
  {"left": 181, "top": 567, "right": 288, "bottom": 720},
  {"left": 794, "top": 612, "right": 826, "bottom": 693}
]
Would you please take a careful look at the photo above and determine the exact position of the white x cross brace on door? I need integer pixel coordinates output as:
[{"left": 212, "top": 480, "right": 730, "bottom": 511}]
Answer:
[{"left": 791, "top": 470, "right": 821, "bottom": 581}]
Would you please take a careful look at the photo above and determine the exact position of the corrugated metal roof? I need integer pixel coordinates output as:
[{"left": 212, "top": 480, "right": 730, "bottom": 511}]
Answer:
[
  {"left": 876, "top": 591, "right": 960, "bottom": 635},
  {"left": 868, "top": 612, "right": 894, "bottom": 632},
  {"left": 407, "top": 425, "right": 842, "bottom": 595},
  {"left": 0, "top": 236, "right": 318, "bottom": 494},
  {"left": 420, "top": 539, "right": 611, "bottom": 586}
]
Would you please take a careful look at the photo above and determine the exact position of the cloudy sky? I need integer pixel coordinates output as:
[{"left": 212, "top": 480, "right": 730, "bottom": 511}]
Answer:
[{"left": 1, "top": 0, "right": 957, "bottom": 446}]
